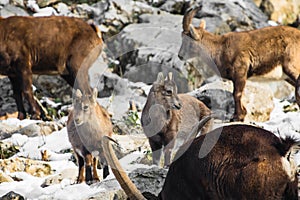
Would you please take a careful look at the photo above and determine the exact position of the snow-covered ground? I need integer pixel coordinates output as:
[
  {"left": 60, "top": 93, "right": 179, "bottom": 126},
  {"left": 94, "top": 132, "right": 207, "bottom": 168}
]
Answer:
[{"left": 0, "top": 98, "right": 299, "bottom": 199}]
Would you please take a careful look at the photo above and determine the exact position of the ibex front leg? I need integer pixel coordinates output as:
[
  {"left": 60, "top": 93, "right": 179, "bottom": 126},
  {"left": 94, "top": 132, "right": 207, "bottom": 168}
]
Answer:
[{"left": 232, "top": 74, "right": 247, "bottom": 122}]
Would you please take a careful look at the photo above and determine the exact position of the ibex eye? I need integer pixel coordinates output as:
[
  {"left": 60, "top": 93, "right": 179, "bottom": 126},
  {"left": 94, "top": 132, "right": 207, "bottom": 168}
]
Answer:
[{"left": 165, "top": 90, "right": 172, "bottom": 95}]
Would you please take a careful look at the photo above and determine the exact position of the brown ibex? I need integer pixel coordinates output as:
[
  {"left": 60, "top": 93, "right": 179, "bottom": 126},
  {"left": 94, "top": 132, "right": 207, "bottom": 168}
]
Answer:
[
  {"left": 179, "top": 7, "right": 300, "bottom": 121},
  {"left": 102, "top": 116, "right": 299, "bottom": 200},
  {"left": 141, "top": 72, "right": 212, "bottom": 167},
  {"left": 0, "top": 16, "right": 102, "bottom": 120},
  {"left": 67, "top": 88, "right": 113, "bottom": 184}
]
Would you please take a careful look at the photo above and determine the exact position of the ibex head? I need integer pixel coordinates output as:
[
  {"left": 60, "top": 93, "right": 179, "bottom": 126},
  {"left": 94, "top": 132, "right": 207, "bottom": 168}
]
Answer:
[
  {"left": 73, "top": 87, "right": 98, "bottom": 126},
  {"left": 179, "top": 6, "right": 206, "bottom": 60},
  {"left": 152, "top": 72, "right": 182, "bottom": 111}
]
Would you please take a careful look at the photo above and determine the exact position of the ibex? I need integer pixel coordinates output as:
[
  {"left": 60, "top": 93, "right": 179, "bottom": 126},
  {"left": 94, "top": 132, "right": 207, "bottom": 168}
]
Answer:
[
  {"left": 0, "top": 16, "right": 102, "bottom": 120},
  {"left": 141, "top": 72, "right": 212, "bottom": 167},
  {"left": 67, "top": 88, "right": 113, "bottom": 184},
  {"left": 102, "top": 116, "right": 299, "bottom": 200},
  {"left": 179, "top": 6, "right": 300, "bottom": 121}
]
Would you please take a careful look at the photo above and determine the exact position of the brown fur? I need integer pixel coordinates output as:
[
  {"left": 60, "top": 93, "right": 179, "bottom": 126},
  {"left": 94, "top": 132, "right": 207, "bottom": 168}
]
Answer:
[
  {"left": 179, "top": 7, "right": 300, "bottom": 121},
  {"left": 159, "top": 124, "right": 299, "bottom": 199},
  {"left": 141, "top": 72, "right": 212, "bottom": 167},
  {"left": 67, "top": 88, "right": 113, "bottom": 184},
  {"left": 0, "top": 16, "right": 102, "bottom": 120},
  {"left": 102, "top": 117, "right": 298, "bottom": 199}
]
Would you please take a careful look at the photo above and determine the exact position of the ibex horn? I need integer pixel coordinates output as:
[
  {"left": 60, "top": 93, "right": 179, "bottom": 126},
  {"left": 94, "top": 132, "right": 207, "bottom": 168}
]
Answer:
[
  {"left": 167, "top": 72, "right": 173, "bottom": 81},
  {"left": 75, "top": 89, "right": 82, "bottom": 98},
  {"left": 182, "top": 6, "right": 202, "bottom": 33},
  {"left": 156, "top": 72, "right": 164, "bottom": 85}
]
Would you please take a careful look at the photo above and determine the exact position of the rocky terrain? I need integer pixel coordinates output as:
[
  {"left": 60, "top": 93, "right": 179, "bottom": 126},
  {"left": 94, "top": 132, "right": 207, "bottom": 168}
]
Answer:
[{"left": 0, "top": 0, "right": 300, "bottom": 199}]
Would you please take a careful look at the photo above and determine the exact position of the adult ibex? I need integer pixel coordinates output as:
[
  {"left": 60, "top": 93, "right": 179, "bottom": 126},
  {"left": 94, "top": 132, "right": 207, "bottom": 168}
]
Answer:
[
  {"left": 179, "top": 7, "right": 300, "bottom": 121},
  {"left": 141, "top": 72, "right": 212, "bottom": 167},
  {"left": 0, "top": 16, "right": 102, "bottom": 120},
  {"left": 67, "top": 88, "right": 113, "bottom": 184},
  {"left": 103, "top": 116, "right": 299, "bottom": 199}
]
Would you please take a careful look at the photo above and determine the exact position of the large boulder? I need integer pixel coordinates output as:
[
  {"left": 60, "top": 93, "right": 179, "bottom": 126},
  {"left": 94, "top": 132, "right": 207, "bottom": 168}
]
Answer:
[
  {"left": 254, "top": 0, "right": 300, "bottom": 25},
  {"left": 191, "top": 79, "right": 275, "bottom": 122},
  {"left": 106, "top": 12, "right": 190, "bottom": 93}
]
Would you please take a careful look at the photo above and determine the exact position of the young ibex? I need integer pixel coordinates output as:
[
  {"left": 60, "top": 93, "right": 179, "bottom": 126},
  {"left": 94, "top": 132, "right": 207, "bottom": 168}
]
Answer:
[
  {"left": 102, "top": 116, "right": 299, "bottom": 200},
  {"left": 67, "top": 88, "right": 113, "bottom": 184},
  {"left": 179, "top": 7, "right": 300, "bottom": 121},
  {"left": 141, "top": 72, "right": 212, "bottom": 167},
  {"left": 0, "top": 16, "right": 102, "bottom": 120}
]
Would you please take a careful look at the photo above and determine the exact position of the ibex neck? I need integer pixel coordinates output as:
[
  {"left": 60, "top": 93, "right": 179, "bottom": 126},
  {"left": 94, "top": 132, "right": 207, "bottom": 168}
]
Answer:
[{"left": 201, "top": 31, "right": 223, "bottom": 59}]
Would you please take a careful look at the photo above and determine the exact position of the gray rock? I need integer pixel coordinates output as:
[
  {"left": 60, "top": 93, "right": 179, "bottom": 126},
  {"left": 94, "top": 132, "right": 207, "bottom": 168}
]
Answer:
[
  {"left": 159, "top": 0, "right": 189, "bottom": 14},
  {"left": 0, "top": 4, "right": 29, "bottom": 17},
  {"left": 32, "top": 75, "right": 72, "bottom": 104},
  {"left": 129, "top": 167, "right": 167, "bottom": 196},
  {"left": 106, "top": 12, "right": 190, "bottom": 93},
  {"left": 0, "top": 76, "right": 21, "bottom": 117},
  {"left": 13, "top": 121, "right": 64, "bottom": 137},
  {"left": 191, "top": 88, "right": 235, "bottom": 121},
  {"left": 93, "top": 71, "right": 149, "bottom": 121},
  {"left": 92, "top": 167, "right": 166, "bottom": 199},
  {"left": 191, "top": 79, "right": 275, "bottom": 122},
  {"left": 192, "top": 0, "right": 269, "bottom": 31},
  {"left": 0, "top": 122, "right": 18, "bottom": 139},
  {"left": 0, "top": 0, "right": 9, "bottom": 6}
]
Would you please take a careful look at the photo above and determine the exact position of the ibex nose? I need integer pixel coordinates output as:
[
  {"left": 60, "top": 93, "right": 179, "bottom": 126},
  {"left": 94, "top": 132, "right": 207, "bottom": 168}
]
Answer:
[
  {"left": 173, "top": 102, "right": 182, "bottom": 110},
  {"left": 178, "top": 54, "right": 183, "bottom": 60}
]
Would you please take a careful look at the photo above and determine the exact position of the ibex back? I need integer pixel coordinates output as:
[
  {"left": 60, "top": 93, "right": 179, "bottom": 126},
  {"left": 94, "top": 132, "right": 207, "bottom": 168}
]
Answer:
[
  {"left": 179, "top": 7, "right": 300, "bottom": 121},
  {"left": 67, "top": 88, "right": 113, "bottom": 184},
  {"left": 141, "top": 72, "right": 212, "bottom": 167}
]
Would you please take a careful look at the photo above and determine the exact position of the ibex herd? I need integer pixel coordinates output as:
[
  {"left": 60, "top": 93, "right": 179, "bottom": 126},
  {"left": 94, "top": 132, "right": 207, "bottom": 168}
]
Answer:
[{"left": 1, "top": 5, "right": 300, "bottom": 199}]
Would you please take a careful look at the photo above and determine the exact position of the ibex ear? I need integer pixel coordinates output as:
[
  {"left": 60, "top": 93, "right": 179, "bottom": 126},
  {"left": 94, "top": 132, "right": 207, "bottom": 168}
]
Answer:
[
  {"left": 92, "top": 88, "right": 98, "bottom": 102},
  {"left": 75, "top": 89, "right": 82, "bottom": 98},
  {"left": 189, "top": 24, "right": 200, "bottom": 40},
  {"left": 199, "top": 20, "right": 206, "bottom": 29},
  {"left": 156, "top": 72, "right": 164, "bottom": 85},
  {"left": 167, "top": 72, "right": 173, "bottom": 81}
]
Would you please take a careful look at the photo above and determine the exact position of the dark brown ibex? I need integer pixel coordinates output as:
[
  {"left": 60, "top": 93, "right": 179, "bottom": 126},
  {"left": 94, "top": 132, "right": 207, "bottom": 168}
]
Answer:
[
  {"left": 159, "top": 124, "right": 299, "bottom": 199},
  {"left": 102, "top": 116, "right": 299, "bottom": 200},
  {"left": 0, "top": 16, "right": 102, "bottom": 120},
  {"left": 179, "top": 7, "right": 300, "bottom": 121},
  {"left": 141, "top": 72, "right": 212, "bottom": 167},
  {"left": 67, "top": 88, "right": 113, "bottom": 184}
]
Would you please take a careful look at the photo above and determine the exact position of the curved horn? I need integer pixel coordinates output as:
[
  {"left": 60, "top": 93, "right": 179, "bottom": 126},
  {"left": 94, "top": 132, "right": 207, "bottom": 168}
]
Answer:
[
  {"left": 182, "top": 6, "right": 201, "bottom": 33},
  {"left": 102, "top": 136, "right": 146, "bottom": 200}
]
